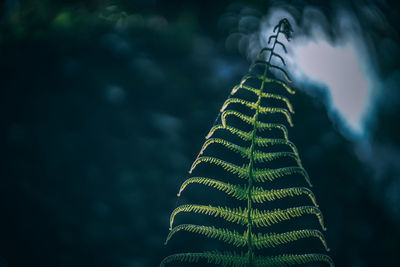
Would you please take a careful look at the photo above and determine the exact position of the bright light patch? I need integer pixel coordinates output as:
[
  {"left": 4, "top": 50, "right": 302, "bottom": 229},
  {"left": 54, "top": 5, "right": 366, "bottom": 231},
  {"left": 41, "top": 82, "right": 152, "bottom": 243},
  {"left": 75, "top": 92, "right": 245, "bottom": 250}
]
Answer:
[
  {"left": 290, "top": 39, "right": 372, "bottom": 135},
  {"left": 256, "top": 8, "right": 378, "bottom": 138}
]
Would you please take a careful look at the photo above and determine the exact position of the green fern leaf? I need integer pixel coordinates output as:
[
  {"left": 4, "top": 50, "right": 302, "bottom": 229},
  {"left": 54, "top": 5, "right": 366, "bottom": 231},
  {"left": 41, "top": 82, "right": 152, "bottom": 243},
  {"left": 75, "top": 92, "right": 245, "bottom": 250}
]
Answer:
[
  {"left": 177, "top": 178, "right": 318, "bottom": 207},
  {"left": 249, "top": 61, "right": 293, "bottom": 83},
  {"left": 253, "top": 253, "right": 334, "bottom": 267},
  {"left": 231, "top": 84, "right": 294, "bottom": 113},
  {"left": 169, "top": 205, "right": 248, "bottom": 229},
  {"left": 237, "top": 74, "right": 295, "bottom": 95},
  {"left": 252, "top": 166, "right": 311, "bottom": 186},
  {"left": 251, "top": 186, "right": 318, "bottom": 206},
  {"left": 169, "top": 205, "right": 325, "bottom": 230},
  {"left": 166, "top": 224, "right": 247, "bottom": 247},
  {"left": 189, "top": 156, "right": 249, "bottom": 179},
  {"left": 206, "top": 125, "right": 252, "bottom": 141},
  {"left": 252, "top": 150, "right": 300, "bottom": 165},
  {"left": 254, "top": 137, "right": 299, "bottom": 156},
  {"left": 220, "top": 98, "right": 258, "bottom": 113},
  {"left": 177, "top": 177, "right": 248, "bottom": 200},
  {"left": 258, "top": 106, "right": 293, "bottom": 127},
  {"left": 160, "top": 251, "right": 250, "bottom": 267},
  {"left": 198, "top": 138, "right": 250, "bottom": 158},
  {"left": 250, "top": 206, "right": 326, "bottom": 230},
  {"left": 160, "top": 251, "right": 334, "bottom": 267},
  {"left": 252, "top": 229, "right": 329, "bottom": 250},
  {"left": 221, "top": 110, "right": 289, "bottom": 138}
]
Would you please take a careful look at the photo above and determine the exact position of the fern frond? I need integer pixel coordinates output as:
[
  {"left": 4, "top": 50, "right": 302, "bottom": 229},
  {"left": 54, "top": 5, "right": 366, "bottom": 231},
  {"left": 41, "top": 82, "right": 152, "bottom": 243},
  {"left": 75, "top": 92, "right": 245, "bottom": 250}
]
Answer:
[
  {"left": 198, "top": 138, "right": 249, "bottom": 158},
  {"left": 254, "top": 136, "right": 298, "bottom": 154},
  {"left": 251, "top": 186, "right": 318, "bottom": 206},
  {"left": 252, "top": 229, "right": 329, "bottom": 251},
  {"left": 160, "top": 251, "right": 250, "bottom": 267},
  {"left": 253, "top": 253, "right": 334, "bottom": 267},
  {"left": 162, "top": 18, "right": 333, "bottom": 267},
  {"left": 267, "top": 34, "right": 279, "bottom": 45},
  {"left": 257, "top": 48, "right": 287, "bottom": 65},
  {"left": 249, "top": 61, "right": 292, "bottom": 83},
  {"left": 253, "top": 150, "right": 301, "bottom": 166},
  {"left": 190, "top": 156, "right": 249, "bottom": 179},
  {"left": 258, "top": 106, "right": 293, "bottom": 126},
  {"left": 221, "top": 110, "right": 254, "bottom": 127},
  {"left": 220, "top": 98, "right": 293, "bottom": 128},
  {"left": 160, "top": 251, "right": 334, "bottom": 267},
  {"left": 269, "top": 77, "right": 294, "bottom": 94},
  {"left": 256, "top": 122, "right": 289, "bottom": 139},
  {"left": 177, "top": 177, "right": 247, "bottom": 200},
  {"left": 221, "top": 110, "right": 289, "bottom": 139},
  {"left": 170, "top": 205, "right": 326, "bottom": 231},
  {"left": 169, "top": 205, "right": 247, "bottom": 229},
  {"left": 166, "top": 224, "right": 246, "bottom": 247},
  {"left": 239, "top": 74, "right": 294, "bottom": 94},
  {"left": 177, "top": 178, "right": 318, "bottom": 207},
  {"left": 250, "top": 206, "right": 326, "bottom": 230},
  {"left": 232, "top": 84, "right": 294, "bottom": 113},
  {"left": 220, "top": 98, "right": 257, "bottom": 113},
  {"left": 274, "top": 18, "right": 293, "bottom": 35},
  {"left": 262, "top": 93, "right": 294, "bottom": 114},
  {"left": 273, "top": 40, "right": 287, "bottom": 53},
  {"left": 269, "top": 64, "right": 292, "bottom": 83},
  {"left": 206, "top": 125, "right": 252, "bottom": 141},
  {"left": 221, "top": 104, "right": 293, "bottom": 128},
  {"left": 253, "top": 166, "right": 311, "bottom": 186}
]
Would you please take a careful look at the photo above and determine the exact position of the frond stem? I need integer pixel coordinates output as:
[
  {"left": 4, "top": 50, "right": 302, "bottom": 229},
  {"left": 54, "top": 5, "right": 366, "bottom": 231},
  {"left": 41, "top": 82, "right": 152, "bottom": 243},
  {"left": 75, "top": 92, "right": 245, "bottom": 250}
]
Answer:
[{"left": 246, "top": 22, "right": 283, "bottom": 266}]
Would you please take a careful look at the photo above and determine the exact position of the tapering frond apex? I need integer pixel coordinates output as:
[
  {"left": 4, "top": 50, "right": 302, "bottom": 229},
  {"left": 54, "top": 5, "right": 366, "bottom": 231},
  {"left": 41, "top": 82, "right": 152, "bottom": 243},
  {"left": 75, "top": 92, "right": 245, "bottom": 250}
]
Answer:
[
  {"left": 198, "top": 138, "right": 249, "bottom": 159},
  {"left": 163, "top": 17, "right": 334, "bottom": 267},
  {"left": 206, "top": 125, "right": 252, "bottom": 141},
  {"left": 166, "top": 224, "right": 246, "bottom": 247},
  {"left": 190, "top": 156, "right": 249, "bottom": 179},
  {"left": 253, "top": 166, "right": 312, "bottom": 186},
  {"left": 251, "top": 186, "right": 318, "bottom": 206},
  {"left": 160, "top": 251, "right": 250, "bottom": 267},
  {"left": 169, "top": 205, "right": 247, "bottom": 230},
  {"left": 275, "top": 18, "right": 294, "bottom": 41},
  {"left": 177, "top": 177, "right": 248, "bottom": 200},
  {"left": 254, "top": 253, "right": 334, "bottom": 267},
  {"left": 250, "top": 206, "right": 326, "bottom": 230},
  {"left": 252, "top": 229, "right": 329, "bottom": 251},
  {"left": 231, "top": 84, "right": 294, "bottom": 113}
]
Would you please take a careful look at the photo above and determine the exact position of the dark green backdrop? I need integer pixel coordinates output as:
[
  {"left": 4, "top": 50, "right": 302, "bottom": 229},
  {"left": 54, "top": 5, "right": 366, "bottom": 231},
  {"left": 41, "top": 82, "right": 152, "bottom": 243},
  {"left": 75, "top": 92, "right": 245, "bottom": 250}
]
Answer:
[{"left": 1, "top": 0, "right": 399, "bottom": 266}]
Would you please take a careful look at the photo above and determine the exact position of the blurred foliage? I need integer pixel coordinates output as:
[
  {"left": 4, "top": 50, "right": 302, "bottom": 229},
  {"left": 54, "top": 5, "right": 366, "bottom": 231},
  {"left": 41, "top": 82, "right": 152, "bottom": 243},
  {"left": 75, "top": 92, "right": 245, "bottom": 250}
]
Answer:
[{"left": 1, "top": 0, "right": 400, "bottom": 267}]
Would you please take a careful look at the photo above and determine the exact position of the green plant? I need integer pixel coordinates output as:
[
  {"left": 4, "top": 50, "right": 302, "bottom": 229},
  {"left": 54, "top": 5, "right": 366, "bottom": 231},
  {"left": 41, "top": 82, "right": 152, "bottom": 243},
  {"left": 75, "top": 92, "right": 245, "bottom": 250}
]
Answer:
[{"left": 161, "top": 18, "right": 334, "bottom": 267}]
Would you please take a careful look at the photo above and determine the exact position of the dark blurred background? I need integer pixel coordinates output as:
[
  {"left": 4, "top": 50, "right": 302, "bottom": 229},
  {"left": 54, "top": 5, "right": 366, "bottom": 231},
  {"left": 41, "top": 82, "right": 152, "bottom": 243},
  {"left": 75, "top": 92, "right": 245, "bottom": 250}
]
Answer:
[{"left": 1, "top": 0, "right": 399, "bottom": 266}]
